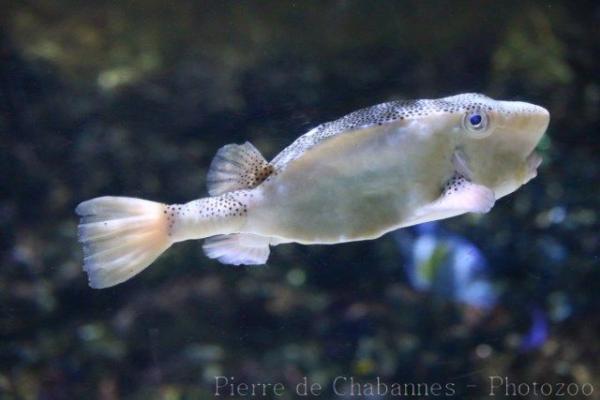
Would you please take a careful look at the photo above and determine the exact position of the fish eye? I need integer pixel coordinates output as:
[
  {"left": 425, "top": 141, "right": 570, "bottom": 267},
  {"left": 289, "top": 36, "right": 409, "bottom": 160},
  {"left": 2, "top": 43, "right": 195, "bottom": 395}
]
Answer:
[{"left": 462, "top": 110, "right": 490, "bottom": 137}]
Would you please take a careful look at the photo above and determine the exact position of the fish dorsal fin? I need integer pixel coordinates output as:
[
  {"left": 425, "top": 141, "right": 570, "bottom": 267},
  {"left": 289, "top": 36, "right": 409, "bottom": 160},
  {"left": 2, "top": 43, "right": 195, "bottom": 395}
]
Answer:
[{"left": 206, "top": 141, "right": 273, "bottom": 196}]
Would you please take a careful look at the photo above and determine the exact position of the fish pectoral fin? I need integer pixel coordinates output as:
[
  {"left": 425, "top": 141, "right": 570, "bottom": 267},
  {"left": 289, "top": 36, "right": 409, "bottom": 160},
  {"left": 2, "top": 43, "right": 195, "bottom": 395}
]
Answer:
[
  {"left": 408, "top": 175, "right": 495, "bottom": 227},
  {"left": 206, "top": 141, "right": 273, "bottom": 196},
  {"left": 203, "top": 233, "right": 271, "bottom": 265},
  {"left": 432, "top": 174, "right": 496, "bottom": 214}
]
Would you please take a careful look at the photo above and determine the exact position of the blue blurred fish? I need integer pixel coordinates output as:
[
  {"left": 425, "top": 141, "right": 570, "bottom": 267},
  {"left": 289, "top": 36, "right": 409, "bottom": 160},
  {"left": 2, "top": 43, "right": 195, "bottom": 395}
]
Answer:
[
  {"left": 394, "top": 222, "right": 498, "bottom": 310},
  {"left": 520, "top": 308, "right": 549, "bottom": 351}
]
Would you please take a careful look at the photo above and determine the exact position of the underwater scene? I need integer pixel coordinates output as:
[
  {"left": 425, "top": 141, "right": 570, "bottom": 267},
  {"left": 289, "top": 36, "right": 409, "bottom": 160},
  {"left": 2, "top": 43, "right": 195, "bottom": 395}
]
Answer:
[{"left": 1, "top": 1, "right": 598, "bottom": 399}]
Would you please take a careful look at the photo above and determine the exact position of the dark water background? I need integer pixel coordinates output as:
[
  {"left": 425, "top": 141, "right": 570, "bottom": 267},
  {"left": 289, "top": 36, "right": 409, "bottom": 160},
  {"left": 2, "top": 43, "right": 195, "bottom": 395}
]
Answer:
[{"left": 1, "top": 1, "right": 598, "bottom": 399}]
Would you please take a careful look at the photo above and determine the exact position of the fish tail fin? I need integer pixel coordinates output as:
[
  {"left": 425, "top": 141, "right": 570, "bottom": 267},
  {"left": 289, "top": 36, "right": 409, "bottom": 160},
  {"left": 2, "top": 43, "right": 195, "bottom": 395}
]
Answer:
[{"left": 75, "top": 196, "right": 172, "bottom": 289}]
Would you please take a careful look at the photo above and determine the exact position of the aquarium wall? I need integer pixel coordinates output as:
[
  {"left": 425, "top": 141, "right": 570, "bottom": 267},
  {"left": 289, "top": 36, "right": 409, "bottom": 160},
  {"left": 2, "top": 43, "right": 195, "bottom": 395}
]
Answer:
[{"left": 1, "top": 1, "right": 598, "bottom": 399}]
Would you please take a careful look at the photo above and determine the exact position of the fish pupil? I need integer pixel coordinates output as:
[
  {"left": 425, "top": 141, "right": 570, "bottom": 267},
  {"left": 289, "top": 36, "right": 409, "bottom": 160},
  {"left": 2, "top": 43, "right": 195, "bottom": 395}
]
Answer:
[{"left": 469, "top": 114, "right": 482, "bottom": 126}]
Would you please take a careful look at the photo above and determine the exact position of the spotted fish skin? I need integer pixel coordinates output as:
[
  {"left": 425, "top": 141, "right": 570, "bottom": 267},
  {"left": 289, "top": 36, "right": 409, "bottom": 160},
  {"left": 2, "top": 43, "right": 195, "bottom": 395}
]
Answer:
[
  {"left": 75, "top": 93, "right": 550, "bottom": 288},
  {"left": 272, "top": 94, "right": 528, "bottom": 171}
]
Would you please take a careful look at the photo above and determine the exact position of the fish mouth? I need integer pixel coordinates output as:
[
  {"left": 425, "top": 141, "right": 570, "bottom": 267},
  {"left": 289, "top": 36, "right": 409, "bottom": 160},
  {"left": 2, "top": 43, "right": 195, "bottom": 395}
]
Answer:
[{"left": 524, "top": 151, "right": 543, "bottom": 183}]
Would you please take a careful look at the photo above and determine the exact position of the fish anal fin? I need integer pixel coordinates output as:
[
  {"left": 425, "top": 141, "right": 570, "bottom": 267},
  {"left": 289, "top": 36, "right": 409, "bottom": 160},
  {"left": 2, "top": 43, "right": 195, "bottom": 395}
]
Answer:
[
  {"left": 203, "top": 233, "right": 271, "bottom": 265},
  {"left": 206, "top": 141, "right": 273, "bottom": 196}
]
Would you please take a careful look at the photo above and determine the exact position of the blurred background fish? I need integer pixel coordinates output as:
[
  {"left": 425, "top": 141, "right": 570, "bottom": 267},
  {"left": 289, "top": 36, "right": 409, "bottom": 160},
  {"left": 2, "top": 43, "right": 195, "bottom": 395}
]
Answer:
[{"left": 394, "top": 222, "right": 499, "bottom": 312}]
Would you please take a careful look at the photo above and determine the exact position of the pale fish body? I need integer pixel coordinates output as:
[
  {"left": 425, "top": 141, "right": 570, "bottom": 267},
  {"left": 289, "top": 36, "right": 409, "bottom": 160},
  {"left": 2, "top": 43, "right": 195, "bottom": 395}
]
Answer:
[{"left": 76, "top": 93, "right": 549, "bottom": 288}]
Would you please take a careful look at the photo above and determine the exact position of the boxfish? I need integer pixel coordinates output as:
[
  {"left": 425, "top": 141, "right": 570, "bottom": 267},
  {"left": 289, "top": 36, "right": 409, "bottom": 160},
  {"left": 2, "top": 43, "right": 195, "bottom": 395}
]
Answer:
[{"left": 76, "top": 93, "right": 549, "bottom": 288}]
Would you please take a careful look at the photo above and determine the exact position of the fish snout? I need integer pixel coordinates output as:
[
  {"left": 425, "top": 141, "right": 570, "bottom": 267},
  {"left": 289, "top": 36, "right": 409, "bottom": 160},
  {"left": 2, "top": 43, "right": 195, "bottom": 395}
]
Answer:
[
  {"left": 529, "top": 104, "right": 550, "bottom": 130},
  {"left": 496, "top": 101, "right": 549, "bottom": 124},
  {"left": 493, "top": 101, "right": 550, "bottom": 154},
  {"left": 527, "top": 103, "right": 550, "bottom": 130}
]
